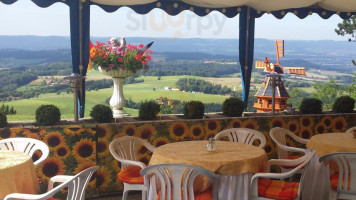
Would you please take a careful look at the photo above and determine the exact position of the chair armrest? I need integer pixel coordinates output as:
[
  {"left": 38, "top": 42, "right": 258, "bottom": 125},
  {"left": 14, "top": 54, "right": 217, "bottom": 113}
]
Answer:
[
  {"left": 5, "top": 193, "right": 47, "bottom": 200},
  {"left": 266, "top": 157, "right": 305, "bottom": 172},
  {"left": 293, "top": 137, "right": 309, "bottom": 145},
  {"left": 47, "top": 175, "right": 74, "bottom": 190},
  {"left": 120, "top": 158, "right": 146, "bottom": 169},
  {"left": 278, "top": 144, "right": 306, "bottom": 153}
]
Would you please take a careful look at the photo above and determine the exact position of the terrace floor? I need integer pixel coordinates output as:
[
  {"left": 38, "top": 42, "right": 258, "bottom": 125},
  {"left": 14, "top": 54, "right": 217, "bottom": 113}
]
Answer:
[{"left": 92, "top": 192, "right": 142, "bottom": 200}]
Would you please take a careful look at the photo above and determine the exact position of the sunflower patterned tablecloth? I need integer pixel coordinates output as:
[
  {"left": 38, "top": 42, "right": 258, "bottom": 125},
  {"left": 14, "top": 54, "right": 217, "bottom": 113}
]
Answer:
[
  {"left": 149, "top": 140, "right": 268, "bottom": 176},
  {"left": 306, "top": 132, "right": 356, "bottom": 156},
  {"left": 0, "top": 150, "right": 39, "bottom": 198}
]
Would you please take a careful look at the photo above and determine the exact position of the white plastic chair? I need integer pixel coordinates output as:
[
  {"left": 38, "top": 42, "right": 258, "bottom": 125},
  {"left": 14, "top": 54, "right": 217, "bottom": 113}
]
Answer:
[
  {"left": 0, "top": 137, "right": 49, "bottom": 166},
  {"left": 346, "top": 126, "right": 356, "bottom": 133},
  {"left": 319, "top": 152, "right": 356, "bottom": 200},
  {"left": 4, "top": 166, "right": 99, "bottom": 200},
  {"left": 250, "top": 151, "right": 316, "bottom": 200},
  {"left": 269, "top": 127, "right": 309, "bottom": 173},
  {"left": 109, "top": 136, "right": 156, "bottom": 200},
  {"left": 140, "top": 163, "right": 217, "bottom": 200},
  {"left": 214, "top": 128, "right": 266, "bottom": 148}
]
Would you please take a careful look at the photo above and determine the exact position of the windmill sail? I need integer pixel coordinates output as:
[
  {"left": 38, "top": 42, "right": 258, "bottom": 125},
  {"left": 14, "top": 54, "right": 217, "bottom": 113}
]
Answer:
[
  {"left": 283, "top": 67, "right": 306, "bottom": 75},
  {"left": 275, "top": 40, "right": 284, "bottom": 65}
]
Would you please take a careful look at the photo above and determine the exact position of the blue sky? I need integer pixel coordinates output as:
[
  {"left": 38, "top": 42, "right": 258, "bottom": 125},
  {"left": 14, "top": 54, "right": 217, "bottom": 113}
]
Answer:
[{"left": 0, "top": 0, "right": 349, "bottom": 41}]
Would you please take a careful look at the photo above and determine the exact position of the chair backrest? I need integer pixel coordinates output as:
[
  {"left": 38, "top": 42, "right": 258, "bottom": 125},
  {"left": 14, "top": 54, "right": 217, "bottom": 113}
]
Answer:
[
  {"left": 140, "top": 164, "right": 217, "bottom": 200},
  {"left": 214, "top": 128, "right": 266, "bottom": 148},
  {"left": 109, "top": 136, "right": 155, "bottom": 169},
  {"left": 0, "top": 137, "right": 49, "bottom": 166},
  {"left": 296, "top": 151, "right": 316, "bottom": 197},
  {"left": 269, "top": 127, "right": 309, "bottom": 159},
  {"left": 4, "top": 166, "right": 99, "bottom": 200},
  {"left": 319, "top": 152, "right": 356, "bottom": 198},
  {"left": 346, "top": 126, "right": 356, "bottom": 133}
]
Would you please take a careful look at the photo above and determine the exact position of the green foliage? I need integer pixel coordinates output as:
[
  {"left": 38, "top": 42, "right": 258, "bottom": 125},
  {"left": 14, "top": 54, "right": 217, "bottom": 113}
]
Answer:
[
  {"left": 90, "top": 104, "right": 113, "bottom": 123},
  {"left": 312, "top": 80, "right": 344, "bottom": 109},
  {"left": 288, "top": 88, "right": 311, "bottom": 110},
  {"left": 332, "top": 96, "right": 355, "bottom": 113},
  {"left": 0, "top": 112, "right": 7, "bottom": 128},
  {"left": 0, "top": 104, "right": 16, "bottom": 115},
  {"left": 222, "top": 97, "right": 244, "bottom": 117},
  {"left": 299, "top": 98, "right": 323, "bottom": 114},
  {"left": 35, "top": 104, "right": 61, "bottom": 126},
  {"left": 184, "top": 101, "right": 205, "bottom": 119},
  {"left": 138, "top": 100, "right": 160, "bottom": 120},
  {"left": 176, "top": 78, "right": 232, "bottom": 95}
]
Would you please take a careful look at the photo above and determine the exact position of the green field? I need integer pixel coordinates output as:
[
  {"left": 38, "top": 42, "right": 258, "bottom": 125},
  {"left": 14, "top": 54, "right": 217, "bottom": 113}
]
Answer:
[{"left": 5, "top": 75, "right": 228, "bottom": 121}]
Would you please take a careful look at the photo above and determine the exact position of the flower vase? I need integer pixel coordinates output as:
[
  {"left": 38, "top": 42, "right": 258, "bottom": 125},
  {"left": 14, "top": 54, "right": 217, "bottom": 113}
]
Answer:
[{"left": 99, "top": 67, "right": 137, "bottom": 118}]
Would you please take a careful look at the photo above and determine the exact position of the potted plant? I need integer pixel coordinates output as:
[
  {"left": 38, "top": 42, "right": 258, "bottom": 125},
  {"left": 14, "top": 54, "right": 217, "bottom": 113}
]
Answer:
[
  {"left": 90, "top": 104, "right": 114, "bottom": 123},
  {"left": 222, "top": 97, "right": 244, "bottom": 117},
  {"left": 138, "top": 100, "right": 160, "bottom": 120},
  {"left": 184, "top": 101, "right": 205, "bottom": 119},
  {"left": 332, "top": 96, "right": 355, "bottom": 113},
  {"left": 299, "top": 98, "right": 323, "bottom": 114},
  {"left": 88, "top": 37, "right": 153, "bottom": 118}
]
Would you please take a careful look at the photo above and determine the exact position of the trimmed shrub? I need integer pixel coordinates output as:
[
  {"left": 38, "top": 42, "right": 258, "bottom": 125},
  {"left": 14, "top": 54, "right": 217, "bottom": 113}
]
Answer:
[
  {"left": 139, "top": 100, "right": 160, "bottom": 120},
  {"left": 35, "top": 104, "right": 61, "bottom": 126},
  {"left": 90, "top": 104, "right": 113, "bottom": 123},
  {"left": 0, "top": 112, "right": 7, "bottom": 128},
  {"left": 222, "top": 97, "right": 244, "bottom": 117},
  {"left": 332, "top": 96, "right": 355, "bottom": 113},
  {"left": 299, "top": 98, "right": 323, "bottom": 114},
  {"left": 184, "top": 101, "right": 205, "bottom": 119}
]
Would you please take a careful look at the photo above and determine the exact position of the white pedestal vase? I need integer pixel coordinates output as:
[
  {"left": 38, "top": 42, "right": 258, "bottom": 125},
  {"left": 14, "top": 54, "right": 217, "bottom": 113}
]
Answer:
[{"left": 99, "top": 67, "right": 137, "bottom": 118}]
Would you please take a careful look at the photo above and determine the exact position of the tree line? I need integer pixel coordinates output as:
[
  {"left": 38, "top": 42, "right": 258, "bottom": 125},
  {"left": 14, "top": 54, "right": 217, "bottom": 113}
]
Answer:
[{"left": 175, "top": 78, "right": 232, "bottom": 95}]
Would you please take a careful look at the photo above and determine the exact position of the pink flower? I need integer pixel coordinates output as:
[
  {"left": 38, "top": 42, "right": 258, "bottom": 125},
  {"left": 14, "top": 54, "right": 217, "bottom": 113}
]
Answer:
[{"left": 121, "top": 66, "right": 125, "bottom": 70}]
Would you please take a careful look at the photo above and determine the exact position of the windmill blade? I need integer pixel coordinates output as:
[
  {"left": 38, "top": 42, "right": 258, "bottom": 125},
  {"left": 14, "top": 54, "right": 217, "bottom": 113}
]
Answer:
[
  {"left": 283, "top": 67, "right": 306, "bottom": 75},
  {"left": 255, "top": 60, "right": 267, "bottom": 69},
  {"left": 275, "top": 40, "right": 284, "bottom": 65}
]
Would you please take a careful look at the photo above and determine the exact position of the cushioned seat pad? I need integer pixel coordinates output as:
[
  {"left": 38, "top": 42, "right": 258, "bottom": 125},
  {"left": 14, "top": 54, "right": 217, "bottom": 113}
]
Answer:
[
  {"left": 258, "top": 178, "right": 299, "bottom": 200},
  {"left": 117, "top": 166, "right": 144, "bottom": 184}
]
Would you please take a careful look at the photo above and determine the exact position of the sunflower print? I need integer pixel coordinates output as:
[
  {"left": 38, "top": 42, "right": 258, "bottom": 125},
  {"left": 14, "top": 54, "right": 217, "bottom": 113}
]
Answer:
[
  {"left": 32, "top": 150, "right": 43, "bottom": 164},
  {"left": 54, "top": 144, "right": 71, "bottom": 160},
  {"left": 135, "top": 124, "right": 157, "bottom": 141},
  {"left": 10, "top": 128, "right": 23, "bottom": 136},
  {"left": 299, "top": 116, "right": 314, "bottom": 128},
  {"left": 321, "top": 116, "right": 333, "bottom": 128},
  {"left": 64, "top": 125, "right": 85, "bottom": 136},
  {"left": 25, "top": 132, "right": 41, "bottom": 140},
  {"left": 204, "top": 120, "right": 221, "bottom": 134},
  {"left": 138, "top": 154, "right": 151, "bottom": 166},
  {"left": 189, "top": 124, "right": 205, "bottom": 140},
  {"left": 44, "top": 132, "right": 65, "bottom": 149},
  {"left": 22, "top": 128, "right": 43, "bottom": 138},
  {"left": 0, "top": 128, "right": 16, "bottom": 139},
  {"left": 261, "top": 131, "right": 270, "bottom": 142},
  {"left": 112, "top": 159, "right": 121, "bottom": 174},
  {"left": 96, "top": 125, "right": 110, "bottom": 139},
  {"left": 243, "top": 119, "right": 259, "bottom": 130},
  {"left": 314, "top": 123, "right": 328, "bottom": 134},
  {"left": 72, "top": 138, "right": 96, "bottom": 162},
  {"left": 121, "top": 125, "right": 137, "bottom": 136},
  {"left": 96, "top": 166, "right": 111, "bottom": 191},
  {"left": 37, "top": 157, "right": 66, "bottom": 181},
  {"left": 74, "top": 162, "right": 97, "bottom": 188},
  {"left": 285, "top": 137, "right": 297, "bottom": 147},
  {"left": 331, "top": 116, "right": 347, "bottom": 132},
  {"left": 169, "top": 122, "right": 189, "bottom": 141},
  {"left": 137, "top": 145, "right": 149, "bottom": 156},
  {"left": 269, "top": 117, "right": 286, "bottom": 129},
  {"left": 97, "top": 139, "right": 109, "bottom": 156},
  {"left": 228, "top": 119, "right": 243, "bottom": 128},
  {"left": 286, "top": 120, "right": 300, "bottom": 134},
  {"left": 86, "top": 128, "right": 96, "bottom": 136},
  {"left": 299, "top": 127, "right": 313, "bottom": 139},
  {"left": 263, "top": 141, "right": 275, "bottom": 156},
  {"left": 153, "top": 137, "right": 170, "bottom": 147}
]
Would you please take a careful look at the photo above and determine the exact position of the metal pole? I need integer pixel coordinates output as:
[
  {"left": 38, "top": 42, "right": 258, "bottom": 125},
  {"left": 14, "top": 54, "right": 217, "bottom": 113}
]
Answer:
[
  {"left": 271, "top": 76, "right": 276, "bottom": 114},
  {"left": 73, "top": 82, "right": 79, "bottom": 122}
]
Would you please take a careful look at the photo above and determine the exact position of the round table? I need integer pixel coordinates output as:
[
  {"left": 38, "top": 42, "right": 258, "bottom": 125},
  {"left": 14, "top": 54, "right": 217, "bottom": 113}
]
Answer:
[
  {"left": 302, "top": 132, "right": 356, "bottom": 200},
  {"left": 0, "top": 150, "right": 39, "bottom": 199},
  {"left": 149, "top": 140, "right": 268, "bottom": 200},
  {"left": 306, "top": 132, "right": 356, "bottom": 156}
]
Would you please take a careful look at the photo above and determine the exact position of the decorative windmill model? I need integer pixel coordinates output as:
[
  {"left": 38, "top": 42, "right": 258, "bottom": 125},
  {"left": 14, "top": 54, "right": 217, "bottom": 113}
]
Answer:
[{"left": 253, "top": 40, "right": 306, "bottom": 113}]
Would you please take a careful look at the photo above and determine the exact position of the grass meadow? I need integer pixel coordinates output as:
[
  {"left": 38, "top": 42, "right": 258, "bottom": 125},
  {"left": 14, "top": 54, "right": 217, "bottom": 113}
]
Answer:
[{"left": 5, "top": 74, "right": 230, "bottom": 121}]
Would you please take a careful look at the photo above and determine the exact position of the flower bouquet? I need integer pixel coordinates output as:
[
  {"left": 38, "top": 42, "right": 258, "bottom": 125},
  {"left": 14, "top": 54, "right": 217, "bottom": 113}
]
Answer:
[
  {"left": 88, "top": 37, "right": 153, "bottom": 74},
  {"left": 88, "top": 37, "right": 153, "bottom": 118}
]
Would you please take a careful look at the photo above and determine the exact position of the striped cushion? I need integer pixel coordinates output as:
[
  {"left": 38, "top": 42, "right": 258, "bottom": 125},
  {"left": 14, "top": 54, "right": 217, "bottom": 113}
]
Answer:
[
  {"left": 281, "top": 155, "right": 302, "bottom": 169},
  {"left": 157, "top": 187, "right": 213, "bottom": 200},
  {"left": 258, "top": 178, "right": 299, "bottom": 200},
  {"left": 117, "top": 166, "right": 144, "bottom": 184}
]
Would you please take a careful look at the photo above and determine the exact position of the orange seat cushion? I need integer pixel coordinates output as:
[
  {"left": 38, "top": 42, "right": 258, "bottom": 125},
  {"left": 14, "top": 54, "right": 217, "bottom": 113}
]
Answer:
[
  {"left": 258, "top": 178, "right": 299, "bottom": 200},
  {"left": 281, "top": 155, "right": 302, "bottom": 169},
  {"left": 117, "top": 166, "right": 144, "bottom": 184},
  {"left": 157, "top": 187, "right": 212, "bottom": 200}
]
